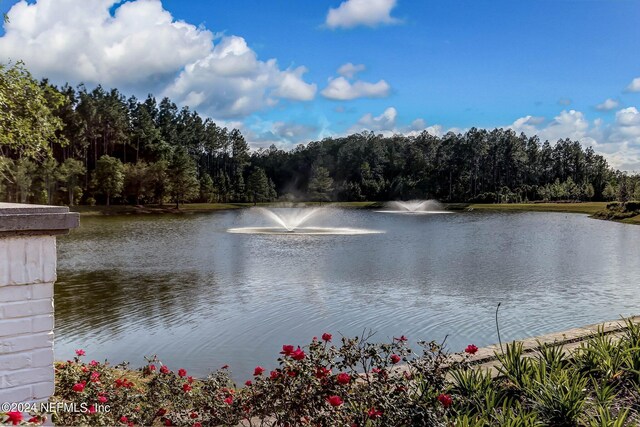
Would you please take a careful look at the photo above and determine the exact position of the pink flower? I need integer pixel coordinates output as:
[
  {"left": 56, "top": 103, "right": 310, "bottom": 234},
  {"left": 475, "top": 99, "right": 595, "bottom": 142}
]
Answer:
[
  {"left": 465, "top": 344, "right": 479, "bottom": 355},
  {"left": 291, "top": 347, "right": 306, "bottom": 360},
  {"left": 390, "top": 354, "right": 401, "bottom": 364},
  {"left": 280, "top": 345, "right": 295, "bottom": 356},
  {"left": 75, "top": 349, "right": 86, "bottom": 356},
  {"left": 72, "top": 382, "right": 86, "bottom": 392},
  {"left": 315, "top": 366, "right": 331, "bottom": 379},
  {"left": 224, "top": 396, "right": 233, "bottom": 405},
  {"left": 367, "top": 407, "right": 383, "bottom": 419},
  {"left": 89, "top": 360, "right": 98, "bottom": 366},
  {"left": 178, "top": 368, "right": 187, "bottom": 377},
  {"left": 120, "top": 416, "right": 128, "bottom": 423},
  {"left": 6, "top": 412, "right": 22, "bottom": 425},
  {"left": 326, "top": 395, "right": 343, "bottom": 407},
  {"left": 322, "top": 333, "right": 332, "bottom": 342},
  {"left": 88, "top": 405, "right": 96, "bottom": 414},
  {"left": 336, "top": 372, "right": 350, "bottom": 385},
  {"left": 254, "top": 366, "right": 265, "bottom": 376},
  {"left": 90, "top": 372, "right": 100, "bottom": 382},
  {"left": 394, "top": 335, "right": 408, "bottom": 342},
  {"left": 98, "top": 395, "right": 108, "bottom": 403},
  {"left": 437, "top": 393, "right": 453, "bottom": 408}
]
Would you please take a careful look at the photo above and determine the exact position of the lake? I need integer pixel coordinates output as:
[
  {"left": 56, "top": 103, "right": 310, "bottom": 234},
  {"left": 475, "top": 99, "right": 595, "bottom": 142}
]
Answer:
[{"left": 55, "top": 208, "right": 640, "bottom": 380}]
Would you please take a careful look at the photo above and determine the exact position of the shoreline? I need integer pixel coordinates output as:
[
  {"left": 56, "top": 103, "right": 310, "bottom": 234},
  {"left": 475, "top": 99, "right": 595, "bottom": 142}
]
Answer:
[{"left": 70, "top": 201, "right": 640, "bottom": 225}]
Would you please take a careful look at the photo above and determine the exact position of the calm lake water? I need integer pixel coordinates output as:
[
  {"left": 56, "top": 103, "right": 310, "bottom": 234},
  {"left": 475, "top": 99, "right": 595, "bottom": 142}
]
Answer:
[{"left": 55, "top": 209, "right": 640, "bottom": 379}]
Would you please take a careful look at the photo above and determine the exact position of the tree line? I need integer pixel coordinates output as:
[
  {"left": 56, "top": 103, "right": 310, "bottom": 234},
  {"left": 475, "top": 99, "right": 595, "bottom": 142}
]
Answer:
[{"left": 1, "top": 61, "right": 639, "bottom": 207}]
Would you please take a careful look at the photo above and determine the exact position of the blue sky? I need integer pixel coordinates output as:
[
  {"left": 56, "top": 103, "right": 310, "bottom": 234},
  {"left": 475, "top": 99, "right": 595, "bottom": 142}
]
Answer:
[{"left": 1, "top": 0, "right": 640, "bottom": 169}]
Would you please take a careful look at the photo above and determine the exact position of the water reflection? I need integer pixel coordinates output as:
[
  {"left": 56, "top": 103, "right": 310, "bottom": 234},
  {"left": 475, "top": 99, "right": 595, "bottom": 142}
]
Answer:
[{"left": 55, "top": 210, "right": 640, "bottom": 379}]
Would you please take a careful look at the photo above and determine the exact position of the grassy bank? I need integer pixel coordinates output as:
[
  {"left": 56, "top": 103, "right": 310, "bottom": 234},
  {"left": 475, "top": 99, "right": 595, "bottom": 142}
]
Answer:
[
  {"left": 71, "top": 201, "right": 382, "bottom": 216},
  {"left": 470, "top": 202, "right": 640, "bottom": 225}
]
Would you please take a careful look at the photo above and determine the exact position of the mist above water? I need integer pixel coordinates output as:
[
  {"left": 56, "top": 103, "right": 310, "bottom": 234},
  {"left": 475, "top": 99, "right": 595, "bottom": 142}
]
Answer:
[{"left": 380, "top": 199, "right": 452, "bottom": 214}]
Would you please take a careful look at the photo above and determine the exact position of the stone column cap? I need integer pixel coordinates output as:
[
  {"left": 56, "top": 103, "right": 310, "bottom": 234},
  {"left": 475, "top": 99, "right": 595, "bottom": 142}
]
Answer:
[{"left": 0, "top": 203, "right": 80, "bottom": 236}]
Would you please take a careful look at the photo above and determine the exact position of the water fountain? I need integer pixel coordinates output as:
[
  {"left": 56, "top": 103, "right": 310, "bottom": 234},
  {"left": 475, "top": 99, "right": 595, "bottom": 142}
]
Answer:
[
  {"left": 227, "top": 207, "right": 382, "bottom": 235},
  {"left": 376, "top": 199, "right": 452, "bottom": 214}
]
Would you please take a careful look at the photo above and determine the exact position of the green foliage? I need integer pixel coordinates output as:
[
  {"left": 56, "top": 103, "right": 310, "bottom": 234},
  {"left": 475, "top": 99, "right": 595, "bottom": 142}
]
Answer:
[
  {"left": 167, "top": 148, "right": 198, "bottom": 208},
  {"left": 93, "top": 155, "right": 124, "bottom": 206},
  {"left": 0, "top": 62, "right": 65, "bottom": 159},
  {"left": 246, "top": 166, "right": 272, "bottom": 204},
  {"left": 308, "top": 164, "right": 334, "bottom": 202}
]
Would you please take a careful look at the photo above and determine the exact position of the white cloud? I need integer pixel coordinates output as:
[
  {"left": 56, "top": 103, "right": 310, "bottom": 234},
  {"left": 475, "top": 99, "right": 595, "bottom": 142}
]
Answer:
[
  {"left": 325, "top": 0, "right": 400, "bottom": 29},
  {"left": 337, "top": 62, "right": 365, "bottom": 78},
  {"left": 321, "top": 76, "right": 390, "bottom": 100},
  {"left": 625, "top": 77, "right": 640, "bottom": 92},
  {"left": 0, "top": 0, "right": 316, "bottom": 118},
  {"left": 348, "top": 107, "right": 433, "bottom": 136},
  {"left": 595, "top": 98, "right": 619, "bottom": 111}
]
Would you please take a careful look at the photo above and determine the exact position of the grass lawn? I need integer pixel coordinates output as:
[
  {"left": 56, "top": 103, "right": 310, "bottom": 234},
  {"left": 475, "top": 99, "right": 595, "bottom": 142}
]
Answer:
[{"left": 468, "top": 202, "right": 607, "bottom": 215}]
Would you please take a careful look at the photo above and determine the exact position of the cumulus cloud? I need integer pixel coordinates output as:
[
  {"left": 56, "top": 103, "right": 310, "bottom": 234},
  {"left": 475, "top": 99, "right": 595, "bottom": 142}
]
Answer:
[
  {"left": 0, "top": 0, "right": 316, "bottom": 118},
  {"left": 337, "top": 62, "right": 366, "bottom": 78},
  {"left": 347, "top": 107, "right": 433, "bottom": 136},
  {"left": 625, "top": 77, "right": 640, "bottom": 93},
  {"left": 595, "top": 98, "right": 620, "bottom": 111},
  {"left": 325, "top": 0, "right": 401, "bottom": 29},
  {"left": 508, "top": 108, "right": 640, "bottom": 171},
  {"left": 321, "top": 76, "right": 390, "bottom": 100},
  {"left": 242, "top": 120, "right": 319, "bottom": 148}
]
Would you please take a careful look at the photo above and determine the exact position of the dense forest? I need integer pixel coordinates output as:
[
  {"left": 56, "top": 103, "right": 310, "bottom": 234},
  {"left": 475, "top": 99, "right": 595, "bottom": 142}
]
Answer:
[{"left": 1, "top": 62, "right": 639, "bottom": 207}]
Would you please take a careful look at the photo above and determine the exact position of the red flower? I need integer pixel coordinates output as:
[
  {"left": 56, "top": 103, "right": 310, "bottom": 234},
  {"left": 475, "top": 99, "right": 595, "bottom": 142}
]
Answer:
[
  {"left": 178, "top": 368, "right": 187, "bottom": 377},
  {"left": 72, "top": 382, "right": 86, "bottom": 392},
  {"left": 322, "top": 333, "right": 332, "bottom": 342},
  {"left": 270, "top": 370, "right": 280, "bottom": 380},
  {"left": 89, "top": 360, "right": 98, "bottom": 366},
  {"left": 437, "top": 393, "right": 453, "bottom": 408},
  {"left": 90, "top": 372, "right": 100, "bottom": 382},
  {"left": 465, "top": 344, "right": 479, "bottom": 355},
  {"left": 149, "top": 364, "right": 156, "bottom": 371},
  {"left": 291, "top": 347, "right": 306, "bottom": 360},
  {"left": 315, "top": 366, "right": 331, "bottom": 379},
  {"left": 120, "top": 416, "right": 128, "bottom": 423},
  {"left": 81, "top": 367, "right": 89, "bottom": 373},
  {"left": 98, "top": 395, "right": 108, "bottom": 403},
  {"left": 336, "top": 372, "right": 350, "bottom": 385},
  {"left": 157, "top": 408, "right": 167, "bottom": 416},
  {"left": 280, "top": 345, "right": 295, "bottom": 356},
  {"left": 160, "top": 365, "right": 169, "bottom": 374},
  {"left": 187, "top": 376, "right": 194, "bottom": 383},
  {"left": 254, "top": 366, "right": 265, "bottom": 376},
  {"left": 6, "top": 412, "right": 22, "bottom": 425},
  {"left": 326, "top": 395, "right": 343, "bottom": 407},
  {"left": 164, "top": 419, "right": 172, "bottom": 426},
  {"left": 390, "top": 354, "right": 401, "bottom": 364},
  {"left": 245, "top": 380, "right": 252, "bottom": 386},
  {"left": 27, "top": 417, "right": 40, "bottom": 424},
  {"left": 88, "top": 405, "right": 96, "bottom": 414},
  {"left": 75, "top": 349, "right": 86, "bottom": 356},
  {"left": 190, "top": 412, "right": 198, "bottom": 419},
  {"left": 182, "top": 383, "right": 192, "bottom": 392},
  {"left": 194, "top": 423, "right": 202, "bottom": 427},
  {"left": 371, "top": 367, "right": 381, "bottom": 374},
  {"left": 367, "top": 407, "right": 383, "bottom": 419},
  {"left": 224, "top": 396, "right": 233, "bottom": 405}
]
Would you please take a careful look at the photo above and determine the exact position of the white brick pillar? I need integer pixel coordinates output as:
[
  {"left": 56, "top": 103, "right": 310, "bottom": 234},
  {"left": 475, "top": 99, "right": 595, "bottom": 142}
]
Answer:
[{"left": 0, "top": 203, "right": 79, "bottom": 404}]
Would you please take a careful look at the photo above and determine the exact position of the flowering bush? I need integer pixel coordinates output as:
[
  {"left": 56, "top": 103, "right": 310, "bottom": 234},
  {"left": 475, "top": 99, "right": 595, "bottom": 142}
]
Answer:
[
  {"left": 45, "top": 333, "right": 452, "bottom": 426},
  {"left": 11, "top": 321, "right": 640, "bottom": 426}
]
